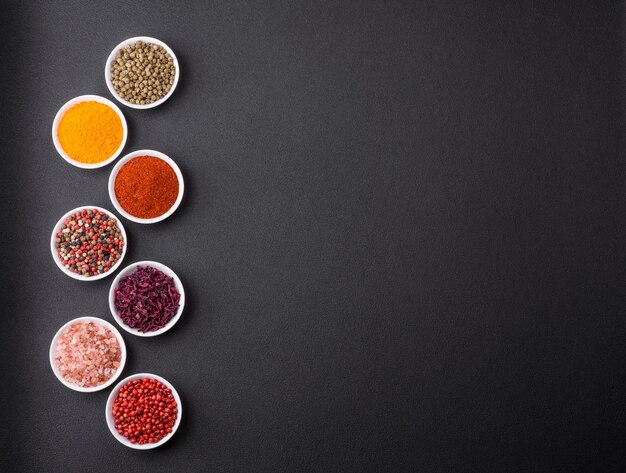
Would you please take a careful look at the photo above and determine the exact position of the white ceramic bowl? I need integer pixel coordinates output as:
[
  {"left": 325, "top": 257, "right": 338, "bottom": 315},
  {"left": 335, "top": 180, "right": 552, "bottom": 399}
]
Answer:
[
  {"left": 108, "top": 149, "right": 184, "bottom": 224},
  {"left": 50, "top": 316, "right": 127, "bottom": 393},
  {"left": 52, "top": 95, "right": 128, "bottom": 169},
  {"left": 105, "top": 36, "right": 180, "bottom": 109},
  {"left": 50, "top": 206, "right": 128, "bottom": 281},
  {"left": 109, "top": 261, "right": 185, "bottom": 337},
  {"left": 106, "top": 373, "right": 182, "bottom": 449}
]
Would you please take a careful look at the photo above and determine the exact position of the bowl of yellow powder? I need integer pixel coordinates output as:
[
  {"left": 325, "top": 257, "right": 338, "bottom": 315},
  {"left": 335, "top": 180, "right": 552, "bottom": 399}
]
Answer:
[{"left": 52, "top": 95, "right": 128, "bottom": 169}]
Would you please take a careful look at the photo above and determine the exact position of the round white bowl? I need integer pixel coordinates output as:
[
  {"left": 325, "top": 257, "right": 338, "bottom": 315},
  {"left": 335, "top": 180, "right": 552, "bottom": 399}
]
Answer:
[
  {"left": 109, "top": 261, "right": 185, "bottom": 337},
  {"left": 50, "top": 206, "right": 128, "bottom": 281},
  {"left": 108, "top": 149, "right": 184, "bottom": 224},
  {"left": 105, "top": 36, "right": 180, "bottom": 109},
  {"left": 52, "top": 95, "right": 128, "bottom": 169},
  {"left": 50, "top": 316, "right": 127, "bottom": 393},
  {"left": 106, "top": 373, "right": 182, "bottom": 449}
]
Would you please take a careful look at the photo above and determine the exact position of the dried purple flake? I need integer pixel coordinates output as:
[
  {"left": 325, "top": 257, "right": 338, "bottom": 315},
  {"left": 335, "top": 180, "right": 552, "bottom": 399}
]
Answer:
[{"left": 114, "top": 266, "right": 181, "bottom": 332}]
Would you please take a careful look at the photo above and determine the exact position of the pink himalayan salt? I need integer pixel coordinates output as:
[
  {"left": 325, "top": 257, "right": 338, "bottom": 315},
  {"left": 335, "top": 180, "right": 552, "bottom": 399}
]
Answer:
[{"left": 54, "top": 321, "right": 121, "bottom": 388}]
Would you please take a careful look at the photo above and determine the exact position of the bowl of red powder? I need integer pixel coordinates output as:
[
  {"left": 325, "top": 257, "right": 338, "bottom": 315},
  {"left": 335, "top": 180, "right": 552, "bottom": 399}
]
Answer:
[
  {"left": 105, "top": 373, "right": 182, "bottom": 449},
  {"left": 109, "top": 261, "right": 185, "bottom": 337},
  {"left": 49, "top": 317, "right": 127, "bottom": 392},
  {"left": 108, "top": 149, "right": 184, "bottom": 224}
]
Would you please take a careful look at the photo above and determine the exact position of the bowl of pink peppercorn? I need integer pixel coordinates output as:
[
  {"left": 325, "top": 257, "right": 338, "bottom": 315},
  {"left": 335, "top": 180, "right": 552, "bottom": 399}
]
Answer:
[{"left": 105, "top": 373, "right": 182, "bottom": 449}]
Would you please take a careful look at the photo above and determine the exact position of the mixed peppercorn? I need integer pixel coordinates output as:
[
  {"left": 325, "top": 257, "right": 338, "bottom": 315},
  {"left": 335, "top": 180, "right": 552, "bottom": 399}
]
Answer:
[
  {"left": 112, "top": 378, "right": 178, "bottom": 445},
  {"left": 55, "top": 208, "right": 124, "bottom": 276}
]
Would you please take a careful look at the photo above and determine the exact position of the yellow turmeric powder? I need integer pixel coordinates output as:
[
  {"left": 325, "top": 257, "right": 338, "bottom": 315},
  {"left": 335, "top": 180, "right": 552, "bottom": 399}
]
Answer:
[{"left": 57, "top": 101, "right": 123, "bottom": 164}]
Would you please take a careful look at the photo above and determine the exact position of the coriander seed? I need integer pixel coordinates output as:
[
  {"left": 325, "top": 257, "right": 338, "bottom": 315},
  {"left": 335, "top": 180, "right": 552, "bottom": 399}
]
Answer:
[{"left": 110, "top": 40, "right": 176, "bottom": 105}]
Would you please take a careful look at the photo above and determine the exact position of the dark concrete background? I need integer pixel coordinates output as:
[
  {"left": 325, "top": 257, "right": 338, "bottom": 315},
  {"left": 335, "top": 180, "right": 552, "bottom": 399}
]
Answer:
[{"left": 0, "top": 1, "right": 624, "bottom": 472}]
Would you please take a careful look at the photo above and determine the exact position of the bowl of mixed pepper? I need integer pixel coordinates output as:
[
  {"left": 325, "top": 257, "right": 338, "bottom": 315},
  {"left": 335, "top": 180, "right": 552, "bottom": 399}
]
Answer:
[{"left": 50, "top": 206, "right": 127, "bottom": 281}]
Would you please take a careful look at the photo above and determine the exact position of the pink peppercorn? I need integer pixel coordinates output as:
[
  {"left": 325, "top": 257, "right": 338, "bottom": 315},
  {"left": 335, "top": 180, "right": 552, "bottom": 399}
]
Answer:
[{"left": 112, "top": 378, "right": 178, "bottom": 445}]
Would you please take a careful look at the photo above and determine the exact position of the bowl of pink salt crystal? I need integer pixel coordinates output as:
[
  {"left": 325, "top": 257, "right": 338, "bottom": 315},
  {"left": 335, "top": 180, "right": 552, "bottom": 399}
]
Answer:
[{"left": 49, "top": 316, "right": 126, "bottom": 392}]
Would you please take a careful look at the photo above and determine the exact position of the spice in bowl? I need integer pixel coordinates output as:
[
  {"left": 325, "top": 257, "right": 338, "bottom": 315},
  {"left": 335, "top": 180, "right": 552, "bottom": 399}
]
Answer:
[
  {"left": 110, "top": 40, "right": 176, "bottom": 105},
  {"left": 57, "top": 101, "right": 124, "bottom": 164},
  {"left": 112, "top": 377, "right": 178, "bottom": 445},
  {"left": 53, "top": 320, "right": 122, "bottom": 388},
  {"left": 114, "top": 266, "right": 181, "bottom": 333},
  {"left": 114, "top": 155, "right": 180, "bottom": 220},
  {"left": 55, "top": 208, "right": 124, "bottom": 277}
]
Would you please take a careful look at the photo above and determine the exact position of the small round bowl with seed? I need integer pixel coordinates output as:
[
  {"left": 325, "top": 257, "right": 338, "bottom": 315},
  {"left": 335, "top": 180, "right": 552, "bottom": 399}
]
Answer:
[
  {"left": 105, "top": 36, "right": 180, "bottom": 109},
  {"left": 50, "top": 206, "right": 128, "bottom": 281},
  {"left": 105, "top": 373, "right": 182, "bottom": 449}
]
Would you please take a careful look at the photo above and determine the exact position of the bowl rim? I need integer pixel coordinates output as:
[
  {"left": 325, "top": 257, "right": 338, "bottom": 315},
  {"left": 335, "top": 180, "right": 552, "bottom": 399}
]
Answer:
[
  {"left": 51, "top": 94, "right": 128, "bottom": 169},
  {"left": 50, "top": 205, "right": 128, "bottom": 281},
  {"left": 104, "top": 36, "right": 180, "bottom": 109},
  {"left": 49, "top": 316, "right": 127, "bottom": 393},
  {"left": 108, "top": 260, "right": 185, "bottom": 337},
  {"left": 108, "top": 149, "right": 185, "bottom": 224},
  {"left": 105, "top": 373, "right": 182, "bottom": 449}
]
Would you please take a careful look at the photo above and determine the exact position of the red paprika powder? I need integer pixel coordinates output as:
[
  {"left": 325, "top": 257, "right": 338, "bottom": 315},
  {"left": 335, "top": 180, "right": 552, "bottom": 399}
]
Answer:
[{"left": 114, "top": 156, "right": 179, "bottom": 219}]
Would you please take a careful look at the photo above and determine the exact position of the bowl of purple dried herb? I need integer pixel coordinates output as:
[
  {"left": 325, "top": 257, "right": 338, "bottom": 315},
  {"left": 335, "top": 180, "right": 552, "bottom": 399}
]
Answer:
[{"left": 109, "top": 261, "right": 185, "bottom": 337}]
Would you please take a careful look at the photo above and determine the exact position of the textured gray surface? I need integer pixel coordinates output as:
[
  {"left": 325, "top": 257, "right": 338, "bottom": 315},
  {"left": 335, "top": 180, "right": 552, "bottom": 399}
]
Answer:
[{"left": 0, "top": 1, "right": 624, "bottom": 472}]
